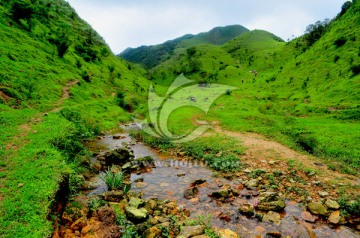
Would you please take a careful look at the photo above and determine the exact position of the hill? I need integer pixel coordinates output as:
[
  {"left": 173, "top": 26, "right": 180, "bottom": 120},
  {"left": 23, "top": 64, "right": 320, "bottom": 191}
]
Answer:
[
  {"left": 0, "top": 0, "right": 148, "bottom": 237},
  {"left": 148, "top": 29, "right": 285, "bottom": 84},
  {"left": 147, "top": 1, "right": 360, "bottom": 174},
  {"left": 118, "top": 25, "right": 249, "bottom": 69}
]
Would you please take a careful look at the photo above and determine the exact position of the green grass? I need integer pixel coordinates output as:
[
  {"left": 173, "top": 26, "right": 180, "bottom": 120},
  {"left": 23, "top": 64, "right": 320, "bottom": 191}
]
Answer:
[
  {"left": 144, "top": 1, "right": 360, "bottom": 173},
  {"left": 0, "top": 114, "right": 74, "bottom": 237},
  {"left": 0, "top": 1, "right": 149, "bottom": 237}
]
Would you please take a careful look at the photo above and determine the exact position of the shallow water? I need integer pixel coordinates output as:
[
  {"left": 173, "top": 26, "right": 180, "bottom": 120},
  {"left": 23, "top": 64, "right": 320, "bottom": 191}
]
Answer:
[{"left": 86, "top": 125, "right": 360, "bottom": 238}]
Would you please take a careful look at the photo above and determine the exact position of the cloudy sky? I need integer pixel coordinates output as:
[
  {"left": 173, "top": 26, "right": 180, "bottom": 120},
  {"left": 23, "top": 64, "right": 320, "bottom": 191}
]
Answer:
[{"left": 66, "top": 0, "right": 346, "bottom": 54}]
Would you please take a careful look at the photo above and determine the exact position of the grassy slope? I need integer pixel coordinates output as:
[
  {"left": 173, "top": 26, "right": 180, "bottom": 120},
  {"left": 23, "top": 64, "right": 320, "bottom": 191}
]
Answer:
[
  {"left": 148, "top": 3, "right": 360, "bottom": 173},
  {"left": 0, "top": 1, "right": 148, "bottom": 237}
]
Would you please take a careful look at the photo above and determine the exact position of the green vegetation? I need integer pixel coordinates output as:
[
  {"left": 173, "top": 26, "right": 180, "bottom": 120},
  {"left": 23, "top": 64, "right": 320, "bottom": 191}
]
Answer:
[
  {"left": 102, "top": 168, "right": 126, "bottom": 191},
  {"left": 132, "top": 130, "right": 243, "bottom": 173},
  {"left": 119, "top": 25, "right": 249, "bottom": 69},
  {"left": 0, "top": 0, "right": 148, "bottom": 237},
  {"left": 1, "top": 0, "right": 359, "bottom": 237},
  {"left": 143, "top": 1, "right": 360, "bottom": 174}
]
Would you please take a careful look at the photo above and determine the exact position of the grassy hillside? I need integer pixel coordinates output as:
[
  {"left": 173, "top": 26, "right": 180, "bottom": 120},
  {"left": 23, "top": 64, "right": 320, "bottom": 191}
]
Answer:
[
  {"left": 147, "top": 1, "right": 360, "bottom": 174},
  {"left": 119, "top": 25, "right": 249, "bottom": 69},
  {"left": 0, "top": 1, "right": 149, "bottom": 237}
]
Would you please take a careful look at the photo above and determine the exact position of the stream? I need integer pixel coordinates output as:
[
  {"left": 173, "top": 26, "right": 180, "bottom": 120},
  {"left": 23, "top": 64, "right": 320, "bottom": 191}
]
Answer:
[{"left": 84, "top": 124, "right": 359, "bottom": 238}]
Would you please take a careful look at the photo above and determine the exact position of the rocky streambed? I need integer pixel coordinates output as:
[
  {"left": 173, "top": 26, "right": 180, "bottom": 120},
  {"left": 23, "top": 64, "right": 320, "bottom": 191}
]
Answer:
[{"left": 52, "top": 124, "right": 360, "bottom": 238}]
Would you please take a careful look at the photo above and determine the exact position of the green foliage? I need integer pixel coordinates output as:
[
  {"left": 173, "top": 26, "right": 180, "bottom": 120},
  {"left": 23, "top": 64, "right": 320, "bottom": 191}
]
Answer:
[
  {"left": 68, "top": 173, "right": 84, "bottom": 196},
  {"left": 351, "top": 64, "right": 360, "bottom": 76},
  {"left": 181, "top": 135, "right": 243, "bottom": 172},
  {"left": 339, "top": 1, "right": 353, "bottom": 17},
  {"left": 102, "top": 168, "right": 125, "bottom": 191},
  {"left": 113, "top": 207, "right": 139, "bottom": 238},
  {"left": 334, "top": 37, "right": 347, "bottom": 48},
  {"left": 304, "top": 19, "right": 330, "bottom": 47},
  {"left": 339, "top": 196, "right": 360, "bottom": 216},
  {"left": 88, "top": 197, "right": 106, "bottom": 212}
]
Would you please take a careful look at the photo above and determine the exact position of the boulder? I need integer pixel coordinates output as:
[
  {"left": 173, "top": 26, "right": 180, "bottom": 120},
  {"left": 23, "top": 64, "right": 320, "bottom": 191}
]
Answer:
[
  {"left": 104, "top": 148, "right": 134, "bottom": 166},
  {"left": 125, "top": 206, "right": 148, "bottom": 222},
  {"left": 212, "top": 189, "right": 231, "bottom": 199},
  {"left": 245, "top": 179, "right": 259, "bottom": 189},
  {"left": 325, "top": 199, "right": 340, "bottom": 210},
  {"left": 263, "top": 211, "right": 281, "bottom": 225},
  {"left": 215, "top": 228, "right": 239, "bottom": 238},
  {"left": 301, "top": 211, "right": 316, "bottom": 223},
  {"left": 103, "top": 191, "right": 124, "bottom": 202},
  {"left": 307, "top": 202, "right": 328, "bottom": 216},
  {"left": 177, "top": 225, "right": 205, "bottom": 238},
  {"left": 239, "top": 203, "right": 255, "bottom": 216},
  {"left": 129, "top": 197, "right": 144, "bottom": 209},
  {"left": 328, "top": 211, "right": 341, "bottom": 224},
  {"left": 257, "top": 192, "right": 286, "bottom": 211}
]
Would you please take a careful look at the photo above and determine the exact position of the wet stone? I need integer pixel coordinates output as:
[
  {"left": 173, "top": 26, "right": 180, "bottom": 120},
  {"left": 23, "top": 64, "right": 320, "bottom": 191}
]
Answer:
[
  {"left": 307, "top": 202, "right": 328, "bottom": 216},
  {"left": 238, "top": 203, "right": 254, "bottom": 216},
  {"left": 178, "top": 225, "right": 205, "bottom": 238},
  {"left": 328, "top": 211, "right": 341, "bottom": 224},
  {"left": 184, "top": 187, "right": 198, "bottom": 199},
  {"left": 301, "top": 211, "right": 316, "bottom": 223},
  {"left": 325, "top": 199, "right": 340, "bottom": 210},
  {"left": 318, "top": 191, "right": 329, "bottom": 197},
  {"left": 262, "top": 211, "right": 281, "bottom": 225}
]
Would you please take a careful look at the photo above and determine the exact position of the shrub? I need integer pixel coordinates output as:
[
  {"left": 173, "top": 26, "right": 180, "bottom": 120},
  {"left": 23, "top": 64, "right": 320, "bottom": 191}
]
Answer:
[
  {"left": 334, "top": 55, "right": 340, "bottom": 63},
  {"left": 350, "top": 64, "right": 360, "bottom": 76},
  {"left": 334, "top": 37, "right": 347, "bottom": 48},
  {"left": 11, "top": 1, "right": 34, "bottom": 22},
  {"left": 48, "top": 35, "right": 70, "bottom": 58},
  {"left": 296, "top": 133, "right": 318, "bottom": 154},
  {"left": 225, "top": 89, "right": 232, "bottom": 95}
]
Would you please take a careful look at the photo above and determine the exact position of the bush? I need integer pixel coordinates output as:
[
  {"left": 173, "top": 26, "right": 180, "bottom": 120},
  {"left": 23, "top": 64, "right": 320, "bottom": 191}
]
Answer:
[
  {"left": 11, "top": 1, "right": 34, "bottom": 22},
  {"left": 350, "top": 64, "right": 360, "bottom": 76},
  {"left": 75, "top": 44, "right": 99, "bottom": 62},
  {"left": 296, "top": 133, "right": 318, "bottom": 154},
  {"left": 334, "top": 37, "right": 347, "bottom": 48}
]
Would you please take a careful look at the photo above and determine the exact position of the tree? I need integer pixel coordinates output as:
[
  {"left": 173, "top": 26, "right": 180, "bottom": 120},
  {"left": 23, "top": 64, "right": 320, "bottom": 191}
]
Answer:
[
  {"left": 304, "top": 19, "right": 330, "bottom": 47},
  {"left": 339, "top": 1, "right": 352, "bottom": 16}
]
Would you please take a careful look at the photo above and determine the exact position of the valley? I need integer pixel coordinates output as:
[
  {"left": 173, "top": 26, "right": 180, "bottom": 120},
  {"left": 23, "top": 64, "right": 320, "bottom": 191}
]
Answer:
[{"left": 0, "top": 0, "right": 359, "bottom": 237}]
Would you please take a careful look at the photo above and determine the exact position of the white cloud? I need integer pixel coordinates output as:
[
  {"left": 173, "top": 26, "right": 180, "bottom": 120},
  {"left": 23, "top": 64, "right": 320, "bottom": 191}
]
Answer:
[{"left": 66, "top": 0, "right": 347, "bottom": 53}]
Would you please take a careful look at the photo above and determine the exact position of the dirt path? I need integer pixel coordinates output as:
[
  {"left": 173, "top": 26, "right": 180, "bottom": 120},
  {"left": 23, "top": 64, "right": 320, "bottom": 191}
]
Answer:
[
  {"left": 5, "top": 80, "right": 79, "bottom": 151},
  {"left": 51, "top": 80, "right": 79, "bottom": 113},
  {"left": 212, "top": 125, "right": 359, "bottom": 199}
]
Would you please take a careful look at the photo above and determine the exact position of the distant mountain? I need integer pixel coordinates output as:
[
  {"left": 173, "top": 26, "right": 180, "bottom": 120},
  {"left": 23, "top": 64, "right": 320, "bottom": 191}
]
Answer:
[{"left": 118, "top": 25, "right": 249, "bottom": 69}]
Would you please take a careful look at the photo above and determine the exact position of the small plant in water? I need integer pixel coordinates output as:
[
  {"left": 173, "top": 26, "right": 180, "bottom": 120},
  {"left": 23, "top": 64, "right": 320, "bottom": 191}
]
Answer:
[{"left": 102, "top": 167, "right": 125, "bottom": 191}]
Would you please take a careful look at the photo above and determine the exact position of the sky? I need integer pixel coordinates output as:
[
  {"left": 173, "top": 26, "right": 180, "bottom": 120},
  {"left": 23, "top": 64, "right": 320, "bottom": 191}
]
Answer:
[{"left": 65, "top": 0, "right": 347, "bottom": 54}]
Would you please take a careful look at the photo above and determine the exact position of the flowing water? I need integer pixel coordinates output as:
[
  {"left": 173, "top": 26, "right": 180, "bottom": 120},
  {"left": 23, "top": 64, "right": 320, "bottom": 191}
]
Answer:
[{"left": 85, "top": 124, "right": 359, "bottom": 238}]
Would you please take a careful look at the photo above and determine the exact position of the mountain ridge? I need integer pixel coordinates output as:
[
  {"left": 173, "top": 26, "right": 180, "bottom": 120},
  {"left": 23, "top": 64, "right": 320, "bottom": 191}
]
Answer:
[{"left": 118, "top": 24, "right": 249, "bottom": 68}]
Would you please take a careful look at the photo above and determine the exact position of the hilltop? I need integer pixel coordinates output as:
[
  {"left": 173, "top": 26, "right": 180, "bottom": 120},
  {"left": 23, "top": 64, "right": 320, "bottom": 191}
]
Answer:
[{"left": 118, "top": 25, "right": 249, "bottom": 69}]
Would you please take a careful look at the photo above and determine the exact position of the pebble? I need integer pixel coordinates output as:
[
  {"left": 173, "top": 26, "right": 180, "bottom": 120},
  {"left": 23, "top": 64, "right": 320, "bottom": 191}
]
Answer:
[{"left": 318, "top": 191, "right": 329, "bottom": 197}]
